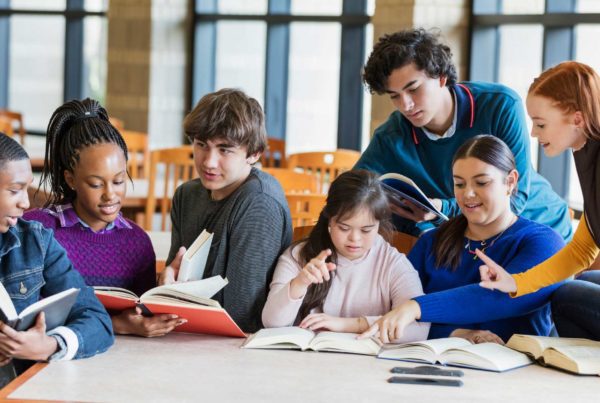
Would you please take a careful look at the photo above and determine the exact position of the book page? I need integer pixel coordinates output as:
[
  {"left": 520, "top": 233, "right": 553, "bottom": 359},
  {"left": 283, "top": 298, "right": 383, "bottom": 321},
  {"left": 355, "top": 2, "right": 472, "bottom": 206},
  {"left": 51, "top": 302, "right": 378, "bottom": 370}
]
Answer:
[
  {"left": 0, "top": 282, "right": 17, "bottom": 322},
  {"left": 379, "top": 173, "right": 448, "bottom": 221},
  {"left": 507, "top": 334, "right": 600, "bottom": 359},
  {"left": 310, "top": 332, "right": 382, "bottom": 356},
  {"left": 442, "top": 343, "right": 532, "bottom": 372},
  {"left": 143, "top": 275, "right": 227, "bottom": 300},
  {"left": 93, "top": 287, "right": 139, "bottom": 300},
  {"left": 543, "top": 346, "right": 600, "bottom": 375},
  {"left": 243, "top": 327, "right": 315, "bottom": 350},
  {"left": 378, "top": 337, "right": 471, "bottom": 363},
  {"left": 16, "top": 288, "right": 80, "bottom": 331}
]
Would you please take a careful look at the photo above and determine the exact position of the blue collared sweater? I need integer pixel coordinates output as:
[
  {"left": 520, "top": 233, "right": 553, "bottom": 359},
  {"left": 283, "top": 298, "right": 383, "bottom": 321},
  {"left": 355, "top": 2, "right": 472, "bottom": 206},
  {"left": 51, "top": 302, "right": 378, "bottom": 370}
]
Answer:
[
  {"left": 408, "top": 216, "right": 565, "bottom": 342},
  {"left": 356, "top": 82, "right": 572, "bottom": 241}
]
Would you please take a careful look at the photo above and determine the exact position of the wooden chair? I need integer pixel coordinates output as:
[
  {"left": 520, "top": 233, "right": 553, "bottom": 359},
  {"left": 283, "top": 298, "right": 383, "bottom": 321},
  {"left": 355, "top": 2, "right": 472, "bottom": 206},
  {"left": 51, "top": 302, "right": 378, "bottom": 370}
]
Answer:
[
  {"left": 262, "top": 167, "right": 319, "bottom": 194},
  {"left": 0, "top": 117, "right": 14, "bottom": 136},
  {"left": 286, "top": 193, "right": 326, "bottom": 228},
  {"left": 260, "top": 137, "right": 286, "bottom": 168},
  {"left": 122, "top": 130, "right": 150, "bottom": 179},
  {"left": 0, "top": 109, "right": 25, "bottom": 144},
  {"left": 286, "top": 149, "right": 361, "bottom": 193},
  {"left": 109, "top": 117, "right": 125, "bottom": 131},
  {"left": 391, "top": 231, "right": 418, "bottom": 254},
  {"left": 144, "top": 146, "right": 196, "bottom": 231},
  {"left": 292, "top": 225, "right": 314, "bottom": 242}
]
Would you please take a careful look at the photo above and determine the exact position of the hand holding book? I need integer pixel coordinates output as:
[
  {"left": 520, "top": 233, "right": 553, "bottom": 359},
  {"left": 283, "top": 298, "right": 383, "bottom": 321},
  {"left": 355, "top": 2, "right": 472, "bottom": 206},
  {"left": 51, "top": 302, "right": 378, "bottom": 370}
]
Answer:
[{"left": 359, "top": 300, "right": 422, "bottom": 343}]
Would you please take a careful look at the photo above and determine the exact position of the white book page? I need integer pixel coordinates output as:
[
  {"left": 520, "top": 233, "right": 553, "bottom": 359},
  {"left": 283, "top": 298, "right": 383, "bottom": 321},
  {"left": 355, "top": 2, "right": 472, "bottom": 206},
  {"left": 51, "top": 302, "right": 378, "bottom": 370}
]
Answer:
[
  {"left": 442, "top": 343, "right": 532, "bottom": 372},
  {"left": 311, "top": 332, "right": 381, "bottom": 355},
  {"left": 142, "top": 275, "right": 227, "bottom": 300},
  {"left": 244, "top": 327, "right": 314, "bottom": 350},
  {"left": 93, "top": 286, "right": 139, "bottom": 300},
  {"left": 546, "top": 346, "right": 600, "bottom": 374},
  {"left": 0, "top": 282, "right": 17, "bottom": 321}
]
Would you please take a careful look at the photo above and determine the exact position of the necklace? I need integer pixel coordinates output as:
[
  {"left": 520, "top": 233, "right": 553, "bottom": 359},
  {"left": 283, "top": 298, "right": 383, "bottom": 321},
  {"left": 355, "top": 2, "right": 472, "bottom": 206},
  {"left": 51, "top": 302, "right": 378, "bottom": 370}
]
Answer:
[{"left": 464, "top": 217, "right": 516, "bottom": 260}]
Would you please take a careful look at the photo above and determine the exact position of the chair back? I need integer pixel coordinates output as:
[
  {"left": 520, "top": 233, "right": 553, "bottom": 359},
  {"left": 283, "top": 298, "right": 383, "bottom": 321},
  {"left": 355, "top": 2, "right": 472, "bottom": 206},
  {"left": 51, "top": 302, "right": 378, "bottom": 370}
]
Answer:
[
  {"left": 0, "top": 109, "right": 25, "bottom": 144},
  {"left": 391, "top": 231, "right": 418, "bottom": 254},
  {"left": 145, "top": 146, "right": 196, "bottom": 231},
  {"left": 109, "top": 117, "right": 125, "bottom": 131},
  {"left": 260, "top": 137, "right": 286, "bottom": 168},
  {"left": 122, "top": 130, "right": 150, "bottom": 178},
  {"left": 262, "top": 168, "right": 318, "bottom": 194},
  {"left": 286, "top": 149, "right": 360, "bottom": 193},
  {"left": 292, "top": 225, "right": 314, "bottom": 242},
  {"left": 286, "top": 193, "right": 326, "bottom": 228},
  {"left": 0, "top": 117, "right": 14, "bottom": 136}
]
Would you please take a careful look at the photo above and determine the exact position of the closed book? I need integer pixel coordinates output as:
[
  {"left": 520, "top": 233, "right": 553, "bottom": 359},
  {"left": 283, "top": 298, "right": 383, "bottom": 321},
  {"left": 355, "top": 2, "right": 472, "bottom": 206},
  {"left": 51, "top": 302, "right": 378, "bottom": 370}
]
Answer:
[{"left": 0, "top": 282, "right": 79, "bottom": 331}]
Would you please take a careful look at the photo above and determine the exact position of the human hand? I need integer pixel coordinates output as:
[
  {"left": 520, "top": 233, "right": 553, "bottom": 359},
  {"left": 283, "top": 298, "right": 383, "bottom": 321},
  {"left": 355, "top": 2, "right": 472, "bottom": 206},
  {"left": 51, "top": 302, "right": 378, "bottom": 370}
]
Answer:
[
  {"left": 159, "top": 246, "right": 186, "bottom": 285},
  {"left": 112, "top": 307, "right": 186, "bottom": 337},
  {"left": 0, "top": 313, "right": 58, "bottom": 361},
  {"left": 0, "top": 353, "right": 11, "bottom": 366},
  {"left": 477, "top": 249, "right": 517, "bottom": 293},
  {"left": 358, "top": 300, "right": 421, "bottom": 343},
  {"left": 451, "top": 328, "right": 504, "bottom": 345},
  {"left": 289, "top": 249, "right": 336, "bottom": 299},
  {"left": 299, "top": 313, "right": 359, "bottom": 333},
  {"left": 389, "top": 198, "right": 440, "bottom": 222}
]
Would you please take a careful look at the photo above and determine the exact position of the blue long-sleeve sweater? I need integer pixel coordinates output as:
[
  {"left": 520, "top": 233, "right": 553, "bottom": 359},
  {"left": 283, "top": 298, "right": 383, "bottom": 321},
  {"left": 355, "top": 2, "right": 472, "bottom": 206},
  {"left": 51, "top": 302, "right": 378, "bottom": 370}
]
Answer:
[
  {"left": 408, "top": 216, "right": 566, "bottom": 342},
  {"left": 355, "top": 81, "right": 572, "bottom": 241}
]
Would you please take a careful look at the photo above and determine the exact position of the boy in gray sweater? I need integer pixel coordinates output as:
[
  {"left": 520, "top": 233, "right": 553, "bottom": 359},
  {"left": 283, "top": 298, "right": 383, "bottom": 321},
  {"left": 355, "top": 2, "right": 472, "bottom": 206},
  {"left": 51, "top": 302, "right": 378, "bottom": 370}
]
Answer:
[{"left": 160, "top": 89, "right": 292, "bottom": 332}]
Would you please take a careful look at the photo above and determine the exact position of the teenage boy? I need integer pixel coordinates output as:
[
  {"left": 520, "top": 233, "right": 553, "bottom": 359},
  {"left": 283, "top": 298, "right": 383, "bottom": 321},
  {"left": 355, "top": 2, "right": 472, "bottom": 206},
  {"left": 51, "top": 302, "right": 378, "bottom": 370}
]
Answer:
[
  {"left": 160, "top": 89, "right": 292, "bottom": 333},
  {"left": 355, "top": 28, "right": 572, "bottom": 240}
]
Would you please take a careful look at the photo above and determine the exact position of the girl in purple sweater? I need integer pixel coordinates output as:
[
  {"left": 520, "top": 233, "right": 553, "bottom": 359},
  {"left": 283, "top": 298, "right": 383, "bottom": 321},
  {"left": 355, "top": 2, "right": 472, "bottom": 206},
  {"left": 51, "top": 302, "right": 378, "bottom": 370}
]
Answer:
[
  {"left": 262, "top": 170, "right": 429, "bottom": 342},
  {"left": 24, "top": 99, "right": 184, "bottom": 337}
]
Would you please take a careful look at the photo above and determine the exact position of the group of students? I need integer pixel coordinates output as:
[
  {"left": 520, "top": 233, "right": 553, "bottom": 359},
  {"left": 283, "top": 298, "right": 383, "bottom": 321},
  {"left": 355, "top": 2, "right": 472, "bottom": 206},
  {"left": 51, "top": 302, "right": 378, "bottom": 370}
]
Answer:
[{"left": 0, "top": 28, "right": 599, "bottom": 375}]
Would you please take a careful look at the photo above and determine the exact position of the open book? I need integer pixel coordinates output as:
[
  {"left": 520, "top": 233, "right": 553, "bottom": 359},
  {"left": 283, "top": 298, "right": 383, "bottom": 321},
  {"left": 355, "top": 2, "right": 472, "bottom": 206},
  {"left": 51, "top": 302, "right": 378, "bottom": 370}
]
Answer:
[
  {"left": 178, "top": 229, "right": 214, "bottom": 282},
  {"left": 0, "top": 282, "right": 79, "bottom": 331},
  {"left": 94, "top": 275, "right": 245, "bottom": 338},
  {"left": 379, "top": 173, "right": 448, "bottom": 221},
  {"left": 242, "top": 327, "right": 382, "bottom": 356},
  {"left": 378, "top": 337, "right": 532, "bottom": 372},
  {"left": 507, "top": 334, "right": 600, "bottom": 375}
]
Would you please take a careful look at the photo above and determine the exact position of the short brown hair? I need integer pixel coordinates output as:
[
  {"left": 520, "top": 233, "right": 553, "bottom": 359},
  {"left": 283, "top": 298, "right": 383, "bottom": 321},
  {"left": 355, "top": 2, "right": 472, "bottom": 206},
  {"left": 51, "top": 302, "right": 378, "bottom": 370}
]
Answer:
[
  {"left": 529, "top": 61, "right": 600, "bottom": 142},
  {"left": 183, "top": 88, "right": 267, "bottom": 156}
]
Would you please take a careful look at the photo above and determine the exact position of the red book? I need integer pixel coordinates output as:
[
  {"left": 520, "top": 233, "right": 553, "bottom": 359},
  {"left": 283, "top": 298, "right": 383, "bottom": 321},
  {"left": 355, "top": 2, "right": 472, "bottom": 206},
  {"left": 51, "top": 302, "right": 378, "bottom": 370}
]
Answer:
[{"left": 94, "top": 276, "right": 245, "bottom": 338}]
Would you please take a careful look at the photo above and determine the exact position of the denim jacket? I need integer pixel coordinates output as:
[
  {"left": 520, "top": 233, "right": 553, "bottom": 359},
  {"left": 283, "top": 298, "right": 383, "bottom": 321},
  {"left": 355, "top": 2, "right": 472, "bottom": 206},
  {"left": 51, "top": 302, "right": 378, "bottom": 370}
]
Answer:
[{"left": 0, "top": 219, "right": 114, "bottom": 363}]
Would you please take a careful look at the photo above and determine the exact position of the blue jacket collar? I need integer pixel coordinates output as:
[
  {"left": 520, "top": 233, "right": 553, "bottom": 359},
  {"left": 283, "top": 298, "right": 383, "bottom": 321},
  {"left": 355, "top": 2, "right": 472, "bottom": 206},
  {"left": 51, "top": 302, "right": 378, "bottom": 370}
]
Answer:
[{"left": 410, "top": 83, "right": 475, "bottom": 144}]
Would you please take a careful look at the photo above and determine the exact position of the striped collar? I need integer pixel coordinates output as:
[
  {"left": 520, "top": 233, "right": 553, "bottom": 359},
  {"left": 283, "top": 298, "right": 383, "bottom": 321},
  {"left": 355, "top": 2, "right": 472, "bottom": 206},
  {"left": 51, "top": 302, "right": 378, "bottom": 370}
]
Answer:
[{"left": 43, "top": 203, "right": 132, "bottom": 233}]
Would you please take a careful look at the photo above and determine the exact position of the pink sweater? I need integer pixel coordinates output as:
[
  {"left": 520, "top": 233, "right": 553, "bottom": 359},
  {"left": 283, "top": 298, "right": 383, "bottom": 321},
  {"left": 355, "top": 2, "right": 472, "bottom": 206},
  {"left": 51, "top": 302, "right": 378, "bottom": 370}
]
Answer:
[{"left": 262, "top": 234, "right": 430, "bottom": 342}]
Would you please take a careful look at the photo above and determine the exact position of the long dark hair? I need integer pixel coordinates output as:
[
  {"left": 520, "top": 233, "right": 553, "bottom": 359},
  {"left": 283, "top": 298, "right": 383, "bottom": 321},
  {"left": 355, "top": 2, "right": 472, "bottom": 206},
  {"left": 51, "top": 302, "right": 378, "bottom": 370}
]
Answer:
[
  {"left": 296, "top": 169, "right": 394, "bottom": 321},
  {"left": 433, "top": 135, "right": 517, "bottom": 270},
  {"left": 39, "top": 98, "right": 128, "bottom": 206}
]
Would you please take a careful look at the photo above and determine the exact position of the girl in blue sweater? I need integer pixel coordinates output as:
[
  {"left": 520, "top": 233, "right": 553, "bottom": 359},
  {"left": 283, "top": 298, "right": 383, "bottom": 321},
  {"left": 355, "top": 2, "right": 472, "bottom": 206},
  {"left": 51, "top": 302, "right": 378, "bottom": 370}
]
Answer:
[{"left": 360, "top": 135, "right": 565, "bottom": 344}]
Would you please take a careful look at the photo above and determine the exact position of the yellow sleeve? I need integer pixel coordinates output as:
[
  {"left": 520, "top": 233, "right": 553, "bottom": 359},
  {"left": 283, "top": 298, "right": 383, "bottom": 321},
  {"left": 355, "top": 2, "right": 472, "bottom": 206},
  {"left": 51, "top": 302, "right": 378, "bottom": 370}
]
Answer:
[{"left": 512, "top": 214, "right": 600, "bottom": 297}]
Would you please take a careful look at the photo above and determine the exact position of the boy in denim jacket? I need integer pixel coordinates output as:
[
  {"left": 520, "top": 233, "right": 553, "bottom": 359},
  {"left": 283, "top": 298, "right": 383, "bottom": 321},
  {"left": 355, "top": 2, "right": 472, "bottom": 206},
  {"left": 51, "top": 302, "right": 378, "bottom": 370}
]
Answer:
[{"left": 0, "top": 133, "right": 113, "bottom": 375}]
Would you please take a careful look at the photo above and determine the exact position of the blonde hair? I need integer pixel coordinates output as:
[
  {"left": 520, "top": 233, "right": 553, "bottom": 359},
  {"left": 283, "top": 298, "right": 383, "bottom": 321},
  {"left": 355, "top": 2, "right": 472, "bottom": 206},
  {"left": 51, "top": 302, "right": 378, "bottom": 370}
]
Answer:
[{"left": 529, "top": 61, "right": 600, "bottom": 141}]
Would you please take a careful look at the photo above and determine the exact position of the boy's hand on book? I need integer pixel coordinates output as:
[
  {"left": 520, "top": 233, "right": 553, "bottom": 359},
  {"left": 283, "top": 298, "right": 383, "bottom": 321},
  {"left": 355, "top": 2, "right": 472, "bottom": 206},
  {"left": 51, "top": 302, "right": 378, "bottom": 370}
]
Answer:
[
  {"left": 451, "top": 329, "right": 504, "bottom": 345},
  {"left": 476, "top": 249, "right": 517, "bottom": 293},
  {"left": 390, "top": 199, "right": 440, "bottom": 222},
  {"left": 159, "top": 246, "right": 186, "bottom": 285},
  {"left": 112, "top": 308, "right": 187, "bottom": 338},
  {"left": 358, "top": 300, "right": 421, "bottom": 343},
  {"left": 0, "top": 312, "right": 59, "bottom": 361},
  {"left": 299, "top": 313, "right": 356, "bottom": 333}
]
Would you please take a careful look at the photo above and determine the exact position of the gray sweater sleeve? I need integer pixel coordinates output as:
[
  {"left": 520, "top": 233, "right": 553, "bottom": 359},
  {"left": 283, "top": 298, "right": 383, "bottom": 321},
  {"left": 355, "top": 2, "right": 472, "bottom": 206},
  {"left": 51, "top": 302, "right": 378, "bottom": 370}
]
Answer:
[{"left": 224, "top": 193, "right": 290, "bottom": 332}]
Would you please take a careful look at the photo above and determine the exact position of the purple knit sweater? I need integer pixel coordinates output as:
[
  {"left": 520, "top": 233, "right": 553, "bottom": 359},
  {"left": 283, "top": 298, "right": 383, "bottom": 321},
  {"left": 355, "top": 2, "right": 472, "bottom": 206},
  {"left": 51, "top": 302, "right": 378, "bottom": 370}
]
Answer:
[{"left": 24, "top": 205, "right": 156, "bottom": 296}]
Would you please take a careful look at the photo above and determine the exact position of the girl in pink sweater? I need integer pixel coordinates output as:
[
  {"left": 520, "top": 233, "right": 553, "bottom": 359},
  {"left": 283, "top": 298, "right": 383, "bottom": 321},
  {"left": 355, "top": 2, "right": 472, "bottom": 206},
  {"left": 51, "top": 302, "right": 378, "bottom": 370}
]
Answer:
[{"left": 262, "top": 170, "right": 429, "bottom": 342}]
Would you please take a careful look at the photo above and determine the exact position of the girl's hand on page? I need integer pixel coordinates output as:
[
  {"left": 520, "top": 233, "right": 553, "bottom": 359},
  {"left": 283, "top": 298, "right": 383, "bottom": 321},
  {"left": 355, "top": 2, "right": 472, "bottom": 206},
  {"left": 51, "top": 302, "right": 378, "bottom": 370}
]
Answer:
[
  {"left": 0, "top": 313, "right": 58, "bottom": 361},
  {"left": 476, "top": 249, "right": 517, "bottom": 293},
  {"left": 159, "top": 246, "right": 186, "bottom": 285},
  {"left": 358, "top": 300, "right": 421, "bottom": 343},
  {"left": 112, "top": 308, "right": 187, "bottom": 337},
  {"left": 451, "top": 328, "right": 504, "bottom": 345},
  {"left": 299, "top": 313, "right": 354, "bottom": 333}
]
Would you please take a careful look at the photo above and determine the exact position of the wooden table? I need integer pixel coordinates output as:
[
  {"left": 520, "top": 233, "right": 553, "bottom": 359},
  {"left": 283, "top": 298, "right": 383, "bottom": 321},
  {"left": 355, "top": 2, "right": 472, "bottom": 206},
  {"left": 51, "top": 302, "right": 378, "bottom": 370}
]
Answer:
[{"left": 1, "top": 334, "right": 599, "bottom": 402}]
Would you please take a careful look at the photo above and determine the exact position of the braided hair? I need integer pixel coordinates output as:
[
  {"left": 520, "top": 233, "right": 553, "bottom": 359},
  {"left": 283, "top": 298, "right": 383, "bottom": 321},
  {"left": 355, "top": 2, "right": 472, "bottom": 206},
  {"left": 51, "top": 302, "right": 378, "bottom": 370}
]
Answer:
[
  {"left": 0, "top": 132, "right": 29, "bottom": 169},
  {"left": 39, "top": 98, "right": 128, "bottom": 206}
]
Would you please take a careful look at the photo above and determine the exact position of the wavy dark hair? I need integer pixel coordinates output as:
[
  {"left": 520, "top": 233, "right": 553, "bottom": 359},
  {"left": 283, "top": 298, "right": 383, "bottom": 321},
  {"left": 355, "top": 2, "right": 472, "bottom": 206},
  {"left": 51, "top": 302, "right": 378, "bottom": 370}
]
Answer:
[
  {"left": 0, "top": 132, "right": 29, "bottom": 169},
  {"left": 433, "top": 135, "right": 517, "bottom": 270},
  {"left": 362, "top": 28, "right": 457, "bottom": 95},
  {"left": 295, "top": 169, "right": 394, "bottom": 322},
  {"left": 39, "top": 98, "right": 128, "bottom": 206}
]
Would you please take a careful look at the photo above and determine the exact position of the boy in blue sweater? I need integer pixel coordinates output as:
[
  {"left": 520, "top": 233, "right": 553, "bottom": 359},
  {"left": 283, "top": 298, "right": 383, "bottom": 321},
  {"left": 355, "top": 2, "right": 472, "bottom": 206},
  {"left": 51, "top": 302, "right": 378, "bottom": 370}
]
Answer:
[
  {"left": 355, "top": 28, "right": 572, "bottom": 241},
  {"left": 360, "top": 136, "right": 564, "bottom": 344}
]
